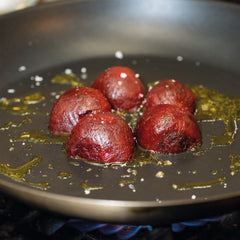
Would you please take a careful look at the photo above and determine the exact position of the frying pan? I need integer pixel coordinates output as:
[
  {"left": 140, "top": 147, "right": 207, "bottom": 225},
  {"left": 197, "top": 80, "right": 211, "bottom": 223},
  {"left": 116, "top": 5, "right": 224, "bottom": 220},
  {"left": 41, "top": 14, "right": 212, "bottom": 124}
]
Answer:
[{"left": 0, "top": 0, "right": 240, "bottom": 226}]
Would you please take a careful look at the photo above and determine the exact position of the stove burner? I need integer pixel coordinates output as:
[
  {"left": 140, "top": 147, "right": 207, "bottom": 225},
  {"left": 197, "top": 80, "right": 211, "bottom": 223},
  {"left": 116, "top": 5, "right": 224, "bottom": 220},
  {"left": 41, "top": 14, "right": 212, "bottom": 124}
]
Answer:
[
  {"left": 67, "top": 214, "right": 234, "bottom": 239},
  {"left": 1, "top": 193, "right": 240, "bottom": 239},
  {"left": 172, "top": 215, "right": 231, "bottom": 232},
  {"left": 68, "top": 219, "right": 152, "bottom": 240}
]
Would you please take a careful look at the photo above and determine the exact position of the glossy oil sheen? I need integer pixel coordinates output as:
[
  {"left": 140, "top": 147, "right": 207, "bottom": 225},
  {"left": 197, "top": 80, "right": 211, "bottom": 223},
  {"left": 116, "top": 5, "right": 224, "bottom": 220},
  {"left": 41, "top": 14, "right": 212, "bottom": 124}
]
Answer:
[{"left": 1, "top": 62, "right": 240, "bottom": 193}]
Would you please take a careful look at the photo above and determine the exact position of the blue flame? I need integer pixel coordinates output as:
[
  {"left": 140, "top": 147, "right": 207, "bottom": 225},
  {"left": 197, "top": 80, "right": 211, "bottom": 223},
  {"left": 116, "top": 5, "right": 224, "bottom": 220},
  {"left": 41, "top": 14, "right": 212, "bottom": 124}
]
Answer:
[
  {"left": 68, "top": 214, "right": 230, "bottom": 239},
  {"left": 172, "top": 215, "right": 229, "bottom": 232},
  {"left": 68, "top": 219, "right": 107, "bottom": 231},
  {"left": 68, "top": 219, "right": 152, "bottom": 239}
]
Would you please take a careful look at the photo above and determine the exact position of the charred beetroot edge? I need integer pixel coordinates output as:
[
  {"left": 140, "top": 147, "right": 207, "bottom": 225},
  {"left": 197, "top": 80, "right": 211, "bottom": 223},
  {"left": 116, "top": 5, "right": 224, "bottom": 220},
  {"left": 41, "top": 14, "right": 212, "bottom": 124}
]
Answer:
[
  {"left": 66, "top": 112, "right": 135, "bottom": 164},
  {"left": 135, "top": 104, "right": 201, "bottom": 154}
]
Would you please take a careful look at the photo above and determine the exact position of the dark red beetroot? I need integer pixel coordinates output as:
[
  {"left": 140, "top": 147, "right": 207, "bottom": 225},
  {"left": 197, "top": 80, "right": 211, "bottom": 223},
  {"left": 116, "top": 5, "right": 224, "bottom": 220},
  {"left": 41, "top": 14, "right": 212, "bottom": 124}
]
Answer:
[
  {"left": 66, "top": 112, "right": 135, "bottom": 163},
  {"left": 49, "top": 87, "right": 111, "bottom": 135},
  {"left": 92, "top": 66, "right": 145, "bottom": 112},
  {"left": 145, "top": 79, "right": 196, "bottom": 114},
  {"left": 135, "top": 104, "right": 201, "bottom": 154}
]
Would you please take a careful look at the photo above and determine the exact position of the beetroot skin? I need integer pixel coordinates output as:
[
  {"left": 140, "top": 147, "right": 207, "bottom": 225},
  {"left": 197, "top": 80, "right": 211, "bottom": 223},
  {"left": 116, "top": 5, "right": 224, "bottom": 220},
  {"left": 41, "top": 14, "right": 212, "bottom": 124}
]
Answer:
[
  {"left": 145, "top": 79, "right": 196, "bottom": 114},
  {"left": 92, "top": 66, "right": 145, "bottom": 112},
  {"left": 135, "top": 104, "right": 201, "bottom": 154},
  {"left": 49, "top": 87, "right": 111, "bottom": 135},
  {"left": 66, "top": 112, "right": 135, "bottom": 163}
]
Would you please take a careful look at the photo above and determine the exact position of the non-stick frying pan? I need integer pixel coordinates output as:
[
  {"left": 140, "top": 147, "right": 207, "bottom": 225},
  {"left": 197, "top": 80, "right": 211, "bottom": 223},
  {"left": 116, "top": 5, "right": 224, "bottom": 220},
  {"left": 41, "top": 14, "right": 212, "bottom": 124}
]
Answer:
[{"left": 0, "top": 0, "right": 240, "bottom": 226}]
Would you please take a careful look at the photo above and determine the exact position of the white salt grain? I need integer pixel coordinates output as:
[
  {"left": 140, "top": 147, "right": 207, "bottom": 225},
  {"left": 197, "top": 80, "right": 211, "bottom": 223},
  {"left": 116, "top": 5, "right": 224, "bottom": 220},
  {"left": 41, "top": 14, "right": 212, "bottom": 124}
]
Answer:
[
  {"left": 18, "top": 66, "right": 26, "bottom": 72},
  {"left": 81, "top": 67, "right": 87, "bottom": 73},
  {"left": 176, "top": 56, "right": 184, "bottom": 61},
  {"left": 7, "top": 89, "right": 15, "bottom": 94},
  {"left": 115, "top": 51, "right": 124, "bottom": 59},
  {"left": 65, "top": 68, "right": 73, "bottom": 75}
]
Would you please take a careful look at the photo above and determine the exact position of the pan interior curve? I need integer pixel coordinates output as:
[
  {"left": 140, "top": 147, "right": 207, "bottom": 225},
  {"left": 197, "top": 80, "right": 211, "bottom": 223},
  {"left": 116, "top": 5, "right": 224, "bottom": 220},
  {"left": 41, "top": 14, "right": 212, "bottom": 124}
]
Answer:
[{"left": 0, "top": 55, "right": 240, "bottom": 204}]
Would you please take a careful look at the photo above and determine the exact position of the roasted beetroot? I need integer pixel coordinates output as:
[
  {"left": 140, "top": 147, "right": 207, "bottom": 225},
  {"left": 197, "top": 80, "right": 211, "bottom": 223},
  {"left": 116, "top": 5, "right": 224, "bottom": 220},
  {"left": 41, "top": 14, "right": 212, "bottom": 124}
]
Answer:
[
  {"left": 92, "top": 66, "right": 145, "bottom": 112},
  {"left": 145, "top": 79, "right": 196, "bottom": 114},
  {"left": 135, "top": 104, "right": 201, "bottom": 154},
  {"left": 49, "top": 87, "right": 111, "bottom": 135},
  {"left": 66, "top": 112, "right": 135, "bottom": 163}
]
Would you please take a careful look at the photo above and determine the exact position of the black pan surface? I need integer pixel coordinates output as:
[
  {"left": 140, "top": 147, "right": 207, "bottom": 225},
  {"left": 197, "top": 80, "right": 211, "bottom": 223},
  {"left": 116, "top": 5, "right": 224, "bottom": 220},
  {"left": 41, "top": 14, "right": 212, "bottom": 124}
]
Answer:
[{"left": 0, "top": 0, "right": 240, "bottom": 225}]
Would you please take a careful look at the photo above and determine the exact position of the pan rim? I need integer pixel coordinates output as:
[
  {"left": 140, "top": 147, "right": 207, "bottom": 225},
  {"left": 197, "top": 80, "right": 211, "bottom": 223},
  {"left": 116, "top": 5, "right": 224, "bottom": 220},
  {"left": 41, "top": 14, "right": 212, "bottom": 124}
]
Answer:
[
  {"left": 1, "top": 0, "right": 240, "bottom": 19},
  {"left": 1, "top": 176, "right": 240, "bottom": 208}
]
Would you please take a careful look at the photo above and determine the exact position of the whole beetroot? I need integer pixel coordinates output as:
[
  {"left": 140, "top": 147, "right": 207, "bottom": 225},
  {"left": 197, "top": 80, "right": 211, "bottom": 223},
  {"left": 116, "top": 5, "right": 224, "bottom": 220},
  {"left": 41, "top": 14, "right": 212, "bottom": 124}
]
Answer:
[
  {"left": 49, "top": 87, "right": 111, "bottom": 135},
  {"left": 66, "top": 112, "right": 135, "bottom": 164},
  {"left": 135, "top": 104, "right": 201, "bottom": 154},
  {"left": 145, "top": 79, "right": 196, "bottom": 114},
  {"left": 92, "top": 66, "right": 145, "bottom": 112}
]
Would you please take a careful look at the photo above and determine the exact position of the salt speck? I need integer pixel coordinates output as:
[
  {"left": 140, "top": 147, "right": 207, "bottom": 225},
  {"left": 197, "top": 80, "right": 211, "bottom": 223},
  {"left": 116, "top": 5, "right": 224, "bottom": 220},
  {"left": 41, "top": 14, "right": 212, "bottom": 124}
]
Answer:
[
  {"left": 224, "top": 183, "right": 227, "bottom": 188},
  {"left": 135, "top": 73, "right": 140, "bottom": 78},
  {"left": 22, "top": 142, "right": 26, "bottom": 146},
  {"left": 120, "top": 73, "right": 127, "bottom": 79},
  {"left": 35, "top": 75, "right": 43, "bottom": 82},
  {"left": 31, "top": 75, "right": 43, "bottom": 82},
  {"left": 148, "top": 86, "right": 153, "bottom": 91},
  {"left": 81, "top": 73, "right": 88, "bottom": 80},
  {"left": 7, "top": 89, "right": 15, "bottom": 94},
  {"left": 65, "top": 68, "right": 73, "bottom": 75},
  {"left": 35, "top": 82, "right": 41, "bottom": 86},
  {"left": 84, "top": 189, "right": 91, "bottom": 195},
  {"left": 176, "top": 56, "right": 184, "bottom": 62},
  {"left": 18, "top": 66, "right": 26, "bottom": 72},
  {"left": 81, "top": 67, "right": 87, "bottom": 73},
  {"left": 191, "top": 194, "right": 196, "bottom": 200},
  {"left": 115, "top": 51, "right": 124, "bottom": 59},
  {"left": 138, "top": 93, "right": 144, "bottom": 98},
  {"left": 51, "top": 92, "right": 57, "bottom": 96},
  {"left": 118, "top": 81, "right": 123, "bottom": 86},
  {"left": 140, "top": 178, "right": 144, "bottom": 182},
  {"left": 129, "top": 184, "right": 136, "bottom": 192},
  {"left": 156, "top": 198, "right": 162, "bottom": 203}
]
